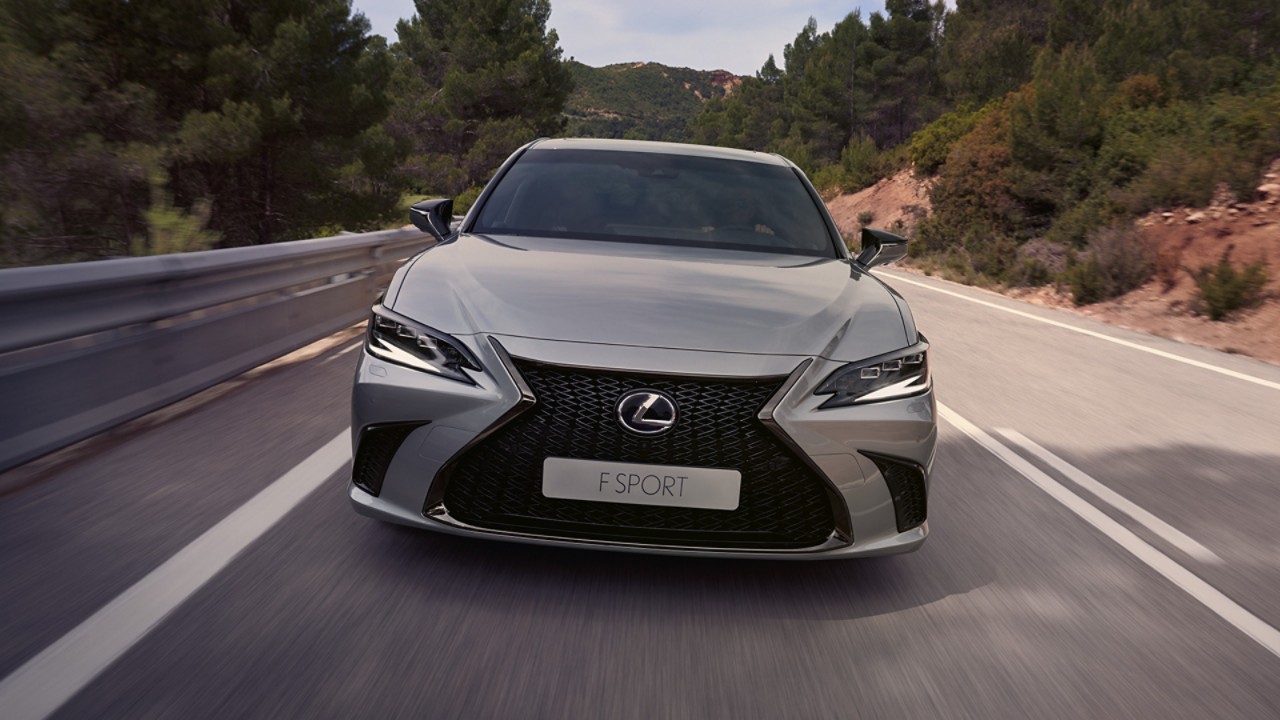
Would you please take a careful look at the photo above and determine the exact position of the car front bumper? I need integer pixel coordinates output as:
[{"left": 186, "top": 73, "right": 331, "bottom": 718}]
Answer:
[{"left": 350, "top": 333, "right": 936, "bottom": 559}]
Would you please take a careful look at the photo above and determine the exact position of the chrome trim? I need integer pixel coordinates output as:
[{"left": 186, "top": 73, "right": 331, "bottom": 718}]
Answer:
[
  {"left": 492, "top": 337, "right": 536, "bottom": 402},
  {"left": 757, "top": 359, "right": 854, "bottom": 545},
  {"left": 423, "top": 506, "right": 850, "bottom": 555},
  {"left": 615, "top": 390, "right": 678, "bottom": 435},
  {"left": 421, "top": 336, "right": 535, "bottom": 509},
  {"left": 494, "top": 352, "right": 791, "bottom": 380}
]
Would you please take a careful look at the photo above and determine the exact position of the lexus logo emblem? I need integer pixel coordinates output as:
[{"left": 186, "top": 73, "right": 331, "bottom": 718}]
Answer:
[{"left": 616, "top": 390, "right": 678, "bottom": 435}]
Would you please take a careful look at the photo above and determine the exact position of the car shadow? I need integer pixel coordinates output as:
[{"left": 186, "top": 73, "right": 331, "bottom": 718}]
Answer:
[
  {"left": 356, "top": 436, "right": 997, "bottom": 623},
  {"left": 354, "top": 434, "right": 1280, "bottom": 628}
]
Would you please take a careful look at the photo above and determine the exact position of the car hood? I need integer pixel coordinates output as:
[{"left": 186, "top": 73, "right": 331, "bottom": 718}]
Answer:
[{"left": 389, "top": 234, "right": 908, "bottom": 359}]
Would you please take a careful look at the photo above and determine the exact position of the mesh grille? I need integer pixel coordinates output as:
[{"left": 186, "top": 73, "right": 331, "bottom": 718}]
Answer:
[
  {"left": 353, "top": 423, "right": 425, "bottom": 496},
  {"left": 439, "top": 362, "right": 837, "bottom": 549},
  {"left": 865, "top": 452, "right": 927, "bottom": 532}
]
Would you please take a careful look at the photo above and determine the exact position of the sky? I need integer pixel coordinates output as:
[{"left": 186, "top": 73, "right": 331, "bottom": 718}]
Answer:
[{"left": 353, "top": 1, "right": 890, "bottom": 76}]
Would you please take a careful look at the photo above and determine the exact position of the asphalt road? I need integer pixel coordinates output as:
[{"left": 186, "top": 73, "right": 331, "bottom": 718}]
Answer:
[{"left": 3, "top": 268, "right": 1280, "bottom": 719}]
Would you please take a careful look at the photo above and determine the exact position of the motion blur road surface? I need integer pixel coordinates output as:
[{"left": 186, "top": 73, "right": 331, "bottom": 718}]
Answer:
[{"left": 3, "top": 269, "right": 1280, "bottom": 719}]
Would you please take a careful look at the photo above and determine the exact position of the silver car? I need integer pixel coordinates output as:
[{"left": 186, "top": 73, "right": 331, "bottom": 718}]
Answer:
[{"left": 349, "top": 138, "right": 936, "bottom": 558}]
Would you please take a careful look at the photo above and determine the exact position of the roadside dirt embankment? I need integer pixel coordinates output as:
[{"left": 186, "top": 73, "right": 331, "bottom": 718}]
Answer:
[
  {"left": 825, "top": 170, "right": 932, "bottom": 240},
  {"left": 825, "top": 163, "right": 1280, "bottom": 365}
]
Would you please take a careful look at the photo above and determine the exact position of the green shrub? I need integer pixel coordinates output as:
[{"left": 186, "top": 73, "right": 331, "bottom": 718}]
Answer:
[
  {"left": 1063, "top": 257, "right": 1107, "bottom": 305},
  {"left": 809, "top": 164, "right": 846, "bottom": 195},
  {"left": 810, "top": 136, "right": 908, "bottom": 196},
  {"left": 1123, "top": 142, "right": 1232, "bottom": 211},
  {"left": 856, "top": 211, "right": 875, "bottom": 227},
  {"left": 1063, "top": 224, "right": 1156, "bottom": 304},
  {"left": 454, "top": 185, "right": 484, "bottom": 215},
  {"left": 1007, "top": 237, "right": 1069, "bottom": 288},
  {"left": 923, "top": 98, "right": 1023, "bottom": 252},
  {"left": 961, "top": 228, "right": 1019, "bottom": 280},
  {"left": 1111, "top": 74, "right": 1164, "bottom": 110},
  {"left": 936, "top": 247, "right": 981, "bottom": 285},
  {"left": 1006, "top": 259, "right": 1053, "bottom": 287},
  {"left": 1109, "top": 90, "right": 1280, "bottom": 214},
  {"left": 1045, "top": 195, "right": 1123, "bottom": 247},
  {"left": 130, "top": 170, "right": 219, "bottom": 256},
  {"left": 1191, "top": 252, "right": 1269, "bottom": 320},
  {"left": 769, "top": 132, "right": 819, "bottom": 175},
  {"left": 907, "top": 104, "right": 988, "bottom": 175},
  {"left": 840, "top": 134, "right": 882, "bottom": 191}
]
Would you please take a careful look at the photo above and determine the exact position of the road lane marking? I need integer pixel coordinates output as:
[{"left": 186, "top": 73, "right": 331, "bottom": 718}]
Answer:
[
  {"left": 996, "top": 428, "right": 1222, "bottom": 564},
  {"left": 320, "top": 341, "right": 364, "bottom": 365},
  {"left": 883, "top": 272, "right": 1280, "bottom": 393},
  {"left": 0, "top": 429, "right": 351, "bottom": 720},
  {"left": 940, "top": 403, "right": 1280, "bottom": 659}
]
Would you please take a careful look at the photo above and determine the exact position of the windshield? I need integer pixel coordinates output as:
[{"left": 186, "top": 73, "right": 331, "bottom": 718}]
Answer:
[{"left": 471, "top": 148, "right": 839, "bottom": 258}]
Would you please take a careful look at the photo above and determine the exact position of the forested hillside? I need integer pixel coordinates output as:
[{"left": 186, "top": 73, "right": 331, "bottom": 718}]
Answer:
[
  {"left": 564, "top": 61, "right": 738, "bottom": 142},
  {"left": 0, "top": 0, "right": 399, "bottom": 265},
  {"left": 690, "top": 8, "right": 946, "bottom": 179},
  {"left": 3, "top": 0, "right": 1277, "bottom": 293},
  {"left": 690, "top": 0, "right": 1280, "bottom": 306},
  {"left": 0, "top": 0, "right": 571, "bottom": 266}
]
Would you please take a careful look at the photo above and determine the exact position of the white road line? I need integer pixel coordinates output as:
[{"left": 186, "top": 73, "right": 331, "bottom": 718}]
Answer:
[
  {"left": 883, "top": 272, "right": 1280, "bottom": 392},
  {"left": 939, "top": 403, "right": 1280, "bottom": 659},
  {"left": 0, "top": 430, "right": 352, "bottom": 720},
  {"left": 996, "top": 428, "right": 1223, "bottom": 564},
  {"left": 319, "top": 341, "right": 363, "bottom": 365}
]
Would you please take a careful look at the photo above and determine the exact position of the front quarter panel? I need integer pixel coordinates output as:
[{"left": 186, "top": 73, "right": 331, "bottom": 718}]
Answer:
[
  {"left": 776, "top": 354, "right": 937, "bottom": 550},
  {"left": 818, "top": 267, "right": 915, "bottom": 362},
  {"left": 352, "top": 336, "right": 521, "bottom": 513}
]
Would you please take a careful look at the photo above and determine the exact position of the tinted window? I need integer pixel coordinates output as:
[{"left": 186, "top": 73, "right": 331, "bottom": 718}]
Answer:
[{"left": 472, "top": 149, "right": 838, "bottom": 258}]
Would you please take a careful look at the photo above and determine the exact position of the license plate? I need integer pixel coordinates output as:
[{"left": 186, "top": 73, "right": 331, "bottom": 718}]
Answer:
[{"left": 542, "top": 458, "right": 741, "bottom": 511}]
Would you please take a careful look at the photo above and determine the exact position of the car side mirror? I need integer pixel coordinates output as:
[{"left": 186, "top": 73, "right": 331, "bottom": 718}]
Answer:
[
  {"left": 409, "top": 198, "right": 454, "bottom": 239},
  {"left": 854, "top": 227, "right": 908, "bottom": 269}
]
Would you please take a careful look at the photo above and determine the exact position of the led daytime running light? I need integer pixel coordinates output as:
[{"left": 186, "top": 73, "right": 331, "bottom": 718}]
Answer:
[
  {"left": 366, "top": 305, "right": 480, "bottom": 383},
  {"left": 815, "top": 338, "right": 930, "bottom": 408}
]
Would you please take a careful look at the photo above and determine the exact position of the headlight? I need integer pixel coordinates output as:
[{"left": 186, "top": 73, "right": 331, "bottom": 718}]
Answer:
[
  {"left": 366, "top": 305, "right": 481, "bottom": 383},
  {"left": 814, "top": 338, "right": 930, "bottom": 408}
]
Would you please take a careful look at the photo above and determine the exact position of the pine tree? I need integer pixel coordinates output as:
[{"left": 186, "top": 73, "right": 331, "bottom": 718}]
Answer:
[
  {"left": 0, "top": 0, "right": 396, "bottom": 263},
  {"left": 386, "top": 0, "right": 573, "bottom": 197}
]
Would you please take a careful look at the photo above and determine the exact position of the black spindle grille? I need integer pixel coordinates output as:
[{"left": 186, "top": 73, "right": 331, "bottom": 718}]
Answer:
[{"left": 437, "top": 361, "right": 837, "bottom": 549}]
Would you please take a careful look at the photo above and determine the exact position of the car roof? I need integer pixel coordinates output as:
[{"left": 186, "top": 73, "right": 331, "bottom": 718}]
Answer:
[{"left": 528, "top": 138, "right": 791, "bottom": 167}]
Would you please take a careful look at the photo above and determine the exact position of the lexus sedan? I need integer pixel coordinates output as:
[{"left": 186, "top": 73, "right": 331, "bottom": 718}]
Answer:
[{"left": 349, "top": 138, "right": 936, "bottom": 558}]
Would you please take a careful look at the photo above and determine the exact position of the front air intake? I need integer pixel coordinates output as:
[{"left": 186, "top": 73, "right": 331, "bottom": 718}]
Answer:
[
  {"left": 353, "top": 422, "right": 427, "bottom": 496},
  {"left": 863, "top": 452, "right": 928, "bottom": 532}
]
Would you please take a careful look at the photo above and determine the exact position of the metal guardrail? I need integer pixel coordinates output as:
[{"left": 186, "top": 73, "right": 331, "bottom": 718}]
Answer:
[{"left": 0, "top": 228, "right": 435, "bottom": 473}]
